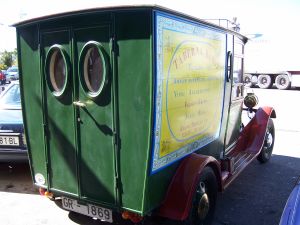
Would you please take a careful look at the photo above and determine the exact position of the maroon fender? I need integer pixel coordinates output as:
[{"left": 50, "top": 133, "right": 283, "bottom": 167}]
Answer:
[
  {"left": 236, "top": 106, "right": 276, "bottom": 155},
  {"left": 221, "top": 106, "right": 276, "bottom": 189},
  {"left": 158, "top": 107, "right": 275, "bottom": 220},
  {"left": 158, "top": 153, "right": 221, "bottom": 221}
]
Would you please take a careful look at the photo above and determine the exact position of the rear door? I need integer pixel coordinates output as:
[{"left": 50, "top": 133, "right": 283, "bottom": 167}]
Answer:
[
  {"left": 42, "top": 23, "right": 116, "bottom": 205},
  {"left": 42, "top": 29, "right": 78, "bottom": 195},
  {"left": 74, "top": 25, "right": 116, "bottom": 205}
]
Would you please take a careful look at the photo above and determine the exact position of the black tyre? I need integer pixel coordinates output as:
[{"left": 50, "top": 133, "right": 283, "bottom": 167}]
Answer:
[
  {"left": 275, "top": 74, "right": 291, "bottom": 90},
  {"left": 257, "top": 119, "right": 275, "bottom": 163},
  {"left": 185, "top": 167, "right": 218, "bottom": 225},
  {"left": 257, "top": 74, "right": 272, "bottom": 89},
  {"left": 244, "top": 74, "right": 253, "bottom": 87}
]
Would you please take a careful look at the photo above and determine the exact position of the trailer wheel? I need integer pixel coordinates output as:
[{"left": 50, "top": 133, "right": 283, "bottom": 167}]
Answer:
[
  {"left": 244, "top": 74, "right": 253, "bottom": 87},
  {"left": 257, "top": 74, "right": 272, "bottom": 89},
  {"left": 257, "top": 119, "right": 275, "bottom": 163},
  {"left": 186, "top": 167, "right": 217, "bottom": 225},
  {"left": 275, "top": 74, "right": 291, "bottom": 90}
]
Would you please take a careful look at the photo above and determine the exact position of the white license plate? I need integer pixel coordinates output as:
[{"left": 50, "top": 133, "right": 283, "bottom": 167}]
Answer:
[
  {"left": 0, "top": 136, "right": 19, "bottom": 146},
  {"left": 62, "top": 197, "right": 113, "bottom": 223}
]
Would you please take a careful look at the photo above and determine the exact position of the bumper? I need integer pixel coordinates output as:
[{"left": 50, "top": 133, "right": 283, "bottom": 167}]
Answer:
[
  {"left": 6, "top": 76, "right": 18, "bottom": 81},
  {"left": 0, "top": 149, "right": 28, "bottom": 162}
]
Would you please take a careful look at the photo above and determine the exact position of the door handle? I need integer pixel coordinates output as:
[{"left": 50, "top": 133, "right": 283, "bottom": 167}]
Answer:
[
  {"left": 73, "top": 101, "right": 86, "bottom": 108},
  {"left": 227, "top": 51, "right": 233, "bottom": 82}
]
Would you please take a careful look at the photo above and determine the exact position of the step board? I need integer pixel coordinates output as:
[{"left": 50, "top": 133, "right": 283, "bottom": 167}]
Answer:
[
  {"left": 220, "top": 107, "right": 272, "bottom": 190},
  {"left": 222, "top": 149, "right": 260, "bottom": 189}
]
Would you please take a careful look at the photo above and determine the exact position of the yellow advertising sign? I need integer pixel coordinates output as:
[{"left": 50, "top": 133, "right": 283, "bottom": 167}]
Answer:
[{"left": 152, "top": 14, "right": 226, "bottom": 173}]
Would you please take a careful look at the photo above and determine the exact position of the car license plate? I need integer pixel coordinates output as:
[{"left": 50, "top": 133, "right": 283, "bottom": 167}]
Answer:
[
  {"left": 62, "top": 197, "right": 113, "bottom": 223},
  {"left": 0, "top": 136, "right": 19, "bottom": 146}
]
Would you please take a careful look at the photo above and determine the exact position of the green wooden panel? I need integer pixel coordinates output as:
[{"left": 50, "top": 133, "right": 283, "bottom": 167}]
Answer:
[
  {"left": 42, "top": 30, "right": 78, "bottom": 194},
  {"left": 74, "top": 25, "right": 116, "bottom": 205},
  {"left": 116, "top": 11, "right": 152, "bottom": 212},
  {"left": 18, "top": 26, "right": 48, "bottom": 186}
]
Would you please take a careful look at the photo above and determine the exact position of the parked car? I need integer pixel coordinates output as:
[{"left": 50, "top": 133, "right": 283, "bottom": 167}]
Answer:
[
  {"left": 279, "top": 178, "right": 300, "bottom": 225},
  {"left": 0, "top": 70, "right": 6, "bottom": 85},
  {"left": 6, "top": 66, "right": 19, "bottom": 81},
  {"left": 0, "top": 81, "right": 27, "bottom": 162},
  {"left": 2, "top": 70, "right": 8, "bottom": 77}
]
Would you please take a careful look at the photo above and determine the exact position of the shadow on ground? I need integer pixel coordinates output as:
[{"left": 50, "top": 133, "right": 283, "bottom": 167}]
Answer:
[
  {"left": 0, "top": 153, "right": 298, "bottom": 225},
  {"left": 61, "top": 154, "right": 300, "bottom": 225},
  {"left": 0, "top": 162, "right": 37, "bottom": 194},
  {"left": 213, "top": 154, "right": 300, "bottom": 225}
]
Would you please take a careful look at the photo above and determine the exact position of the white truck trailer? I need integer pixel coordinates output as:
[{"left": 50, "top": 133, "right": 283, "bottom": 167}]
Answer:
[{"left": 244, "top": 34, "right": 300, "bottom": 90}]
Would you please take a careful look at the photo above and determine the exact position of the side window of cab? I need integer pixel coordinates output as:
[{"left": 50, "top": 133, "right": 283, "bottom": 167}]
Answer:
[{"left": 232, "top": 41, "right": 244, "bottom": 100}]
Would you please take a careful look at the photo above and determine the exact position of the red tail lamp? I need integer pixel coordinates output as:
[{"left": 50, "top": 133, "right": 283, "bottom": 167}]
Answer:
[
  {"left": 39, "top": 187, "right": 46, "bottom": 196},
  {"left": 39, "top": 187, "right": 53, "bottom": 198},
  {"left": 122, "top": 211, "right": 143, "bottom": 223}
]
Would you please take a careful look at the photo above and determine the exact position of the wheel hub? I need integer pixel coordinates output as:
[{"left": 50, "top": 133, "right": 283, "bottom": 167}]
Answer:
[
  {"left": 266, "top": 131, "right": 273, "bottom": 148},
  {"left": 280, "top": 78, "right": 286, "bottom": 85},
  {"left": 197, "top": 192, "right": 210, "bottom": 220}
]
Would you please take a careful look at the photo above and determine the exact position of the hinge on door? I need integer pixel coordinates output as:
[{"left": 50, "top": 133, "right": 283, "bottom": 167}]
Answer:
[
  {"left": 113, "top": 131, "right": 119, "bottom": 147},
  {"left": 109, "top": 37, "right": 114, "bottom": 52},
  {"left": 114, "top": 173, "right": 120, "bottom": 189},
  {"left": 43, "top": 123, "right": 50, "bottom": 140},
  {"left": 43, "top": 123, "right": 47, "bottom": 137},
  {"left": 114, "top": 171, "right": 123, "bottom": 195},
  {"left": 112, "top": 130, "right": 122, "bottom": 203},
  {"left": 110, "top": 36, "right": 119, "bottom": 56}
]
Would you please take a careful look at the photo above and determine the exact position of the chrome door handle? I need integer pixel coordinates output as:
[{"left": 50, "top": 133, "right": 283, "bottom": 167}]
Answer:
[
  {"left": 73, "top": 101, "right": 86, "bottom": 108},
  {"left": 227, "top": 51, "right": 233, "bottom": 82}
]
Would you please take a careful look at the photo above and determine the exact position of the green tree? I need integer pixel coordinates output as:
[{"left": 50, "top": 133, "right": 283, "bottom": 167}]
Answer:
[
  {"left": 12, "top": 48, "right": 18, "bottom": 65},
  {"left": 0, "top": 51, "right": 13, "bottom": 69}
]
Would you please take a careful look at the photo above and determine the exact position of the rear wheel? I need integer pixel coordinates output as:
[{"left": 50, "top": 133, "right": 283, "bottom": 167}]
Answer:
[
  {"left": 257, "top": 119, "right": 275, "bottom": 163},
  {"left": 257, "top": 74, "right": 272, "bottom": 89},
  {"left": 275, "top": 74, "right": 291, "bottom": 90},
  {"left": 185, "top": 167, "right": 218, "bottom": 225}
]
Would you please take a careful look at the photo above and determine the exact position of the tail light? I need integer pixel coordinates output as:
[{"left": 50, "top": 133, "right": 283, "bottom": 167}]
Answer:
[
  {"left": 39, "top": 187, "right": 54, "bottom": 199},
  {"left": 122, "top": 211, "right": 143, "bottom": 223},
  {"left": 39, "top": 187, "right": 46, "bottom": 196}
]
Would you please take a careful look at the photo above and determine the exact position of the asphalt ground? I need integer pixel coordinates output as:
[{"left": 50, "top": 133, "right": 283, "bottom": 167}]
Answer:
[{"left": 0, "top": 86, "right": 299, "bottom": 225}]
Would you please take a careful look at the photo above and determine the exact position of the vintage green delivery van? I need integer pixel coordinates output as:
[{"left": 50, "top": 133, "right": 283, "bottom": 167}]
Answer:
[{"left": 14, "top": 4, "right": 275, "bottom": 225}]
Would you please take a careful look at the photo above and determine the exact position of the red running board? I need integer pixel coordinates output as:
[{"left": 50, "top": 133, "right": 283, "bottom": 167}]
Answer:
[{"left": 221, "top": 106, "right": 275, "bottom": 189}]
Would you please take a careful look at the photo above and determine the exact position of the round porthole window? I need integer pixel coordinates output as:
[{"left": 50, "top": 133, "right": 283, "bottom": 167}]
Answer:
[
  {"left": 45, "top": 45, "right": 69, "bottom": 97},
  {"left": 79, "top": 41, "right": 107, "bottom": 98}
]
